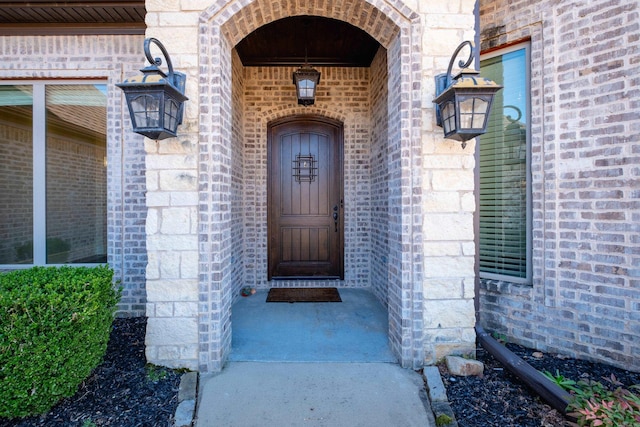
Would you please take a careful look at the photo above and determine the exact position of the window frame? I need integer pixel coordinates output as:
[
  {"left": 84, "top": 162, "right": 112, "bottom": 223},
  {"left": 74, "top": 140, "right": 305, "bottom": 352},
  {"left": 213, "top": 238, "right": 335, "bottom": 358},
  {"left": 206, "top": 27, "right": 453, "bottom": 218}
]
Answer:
[
  {"left": 0, "top": 80, "right": 108, "bottom": 268},
  {"left": 478, "top": 42, "right": 532, "bottom": 285}
]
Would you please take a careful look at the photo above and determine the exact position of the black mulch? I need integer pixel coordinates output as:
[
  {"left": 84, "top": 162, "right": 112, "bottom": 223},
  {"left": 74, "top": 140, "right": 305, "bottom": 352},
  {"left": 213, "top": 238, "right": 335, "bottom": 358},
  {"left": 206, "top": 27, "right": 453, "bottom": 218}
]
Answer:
[
  {"left": 1, "top": 318, "right": 181, "bottom": 427},
  {"left": 4, "top": 318, "right": 640, "bottom": 427},
  {"left": 441, "top": 342, "right": 640, "bottom": 427}
]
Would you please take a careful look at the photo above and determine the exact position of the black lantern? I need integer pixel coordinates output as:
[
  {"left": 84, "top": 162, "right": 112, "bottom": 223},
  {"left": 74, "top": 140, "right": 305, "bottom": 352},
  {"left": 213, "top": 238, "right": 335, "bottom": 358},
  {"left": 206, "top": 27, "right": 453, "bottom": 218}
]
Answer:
[
  {"left": 434, "top": 41, "right": 502, "bottom": 148},
  {"left": 117, "top": 38, "right": 188, "bottom": 140},
  {"left": 293, "top": 64, "right": 320, "bottom": 106}
]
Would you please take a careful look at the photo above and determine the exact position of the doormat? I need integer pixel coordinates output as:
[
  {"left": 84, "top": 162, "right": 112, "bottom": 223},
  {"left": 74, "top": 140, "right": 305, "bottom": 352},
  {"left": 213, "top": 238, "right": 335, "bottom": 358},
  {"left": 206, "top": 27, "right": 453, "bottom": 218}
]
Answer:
[{"left": 266, "top": 287, "right": 342, "bottom": 303}]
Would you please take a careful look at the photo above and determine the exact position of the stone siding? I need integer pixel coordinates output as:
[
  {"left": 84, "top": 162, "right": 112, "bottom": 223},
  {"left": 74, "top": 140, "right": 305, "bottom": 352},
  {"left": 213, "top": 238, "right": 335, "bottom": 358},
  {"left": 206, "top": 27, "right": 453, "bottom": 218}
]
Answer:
[
  {"left": 479, "top": 0, "right": 640, "bottom": 370},
  {"left": 0, "top": 35, "right": 148, "bottom": 316},
  {"left": 420, "top": 0, "right": 480, "bottom": 364}
]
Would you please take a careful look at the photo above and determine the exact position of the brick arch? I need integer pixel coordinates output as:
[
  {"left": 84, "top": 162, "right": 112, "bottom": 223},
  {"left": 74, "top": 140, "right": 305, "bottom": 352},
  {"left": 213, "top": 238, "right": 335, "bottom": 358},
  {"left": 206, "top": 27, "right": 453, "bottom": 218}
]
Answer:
[
  {"left": 201, "top": 0, "right": 417, "bottom": 49},
  {"left": 197, "top": 0, "right": 423, "bottom": 372},
  {"left": 262, "top": 106, "right": 347, "bottom": 125}
]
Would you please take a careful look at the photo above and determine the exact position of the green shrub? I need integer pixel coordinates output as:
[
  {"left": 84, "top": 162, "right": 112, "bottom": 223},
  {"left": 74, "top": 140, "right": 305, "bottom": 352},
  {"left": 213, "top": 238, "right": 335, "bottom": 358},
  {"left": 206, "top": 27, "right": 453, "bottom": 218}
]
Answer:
[
  {"left": 0, "top": 265, "right": 120, "bottom": 418},
  {"left": 567, "top": 375, "right": 640, "bottom": 427}
]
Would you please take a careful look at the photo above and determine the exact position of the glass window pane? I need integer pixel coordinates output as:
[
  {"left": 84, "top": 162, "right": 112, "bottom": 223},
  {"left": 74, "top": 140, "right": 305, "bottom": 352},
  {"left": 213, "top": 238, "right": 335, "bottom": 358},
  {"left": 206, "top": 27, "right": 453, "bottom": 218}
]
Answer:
[
  {"left": 479, "top": 48, "right": 529, "bottom": 280},
  {"left": 0, "top": 85, "right": 34, "bottom": 264},
  {"left": 45, "top": 84, "right": 107, "bottom": 264}
]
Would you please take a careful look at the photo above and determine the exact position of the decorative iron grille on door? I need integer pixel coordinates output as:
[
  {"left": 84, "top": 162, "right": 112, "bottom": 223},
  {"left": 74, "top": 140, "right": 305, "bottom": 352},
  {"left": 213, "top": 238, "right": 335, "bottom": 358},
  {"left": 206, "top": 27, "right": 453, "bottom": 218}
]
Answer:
[{"left": 293, "top": 153, "right": 317, "bottom": 183}]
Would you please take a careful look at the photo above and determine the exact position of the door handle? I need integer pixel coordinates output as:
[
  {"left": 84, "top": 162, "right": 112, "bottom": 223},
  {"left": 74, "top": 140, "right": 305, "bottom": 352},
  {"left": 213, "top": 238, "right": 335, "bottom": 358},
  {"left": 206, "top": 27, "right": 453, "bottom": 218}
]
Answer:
[{"left": 333, "top": 205, "right": 339, "bottom": 232}]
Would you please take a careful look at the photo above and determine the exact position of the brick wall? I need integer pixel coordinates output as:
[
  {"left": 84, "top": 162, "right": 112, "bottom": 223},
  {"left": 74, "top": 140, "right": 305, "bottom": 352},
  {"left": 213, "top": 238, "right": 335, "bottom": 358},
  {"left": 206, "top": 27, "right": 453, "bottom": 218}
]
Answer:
[
  {"left": 0, "top": 35, "right": 148, "bottom": 316},
  {"left": 370, "top": 47, "right": 390, "bottom": 304},
  {"left": 479, "top": 0, "right": 640, "bottom": 370},
  {"left": 231, "top": 49, "right": 246, "bottom": 301}
]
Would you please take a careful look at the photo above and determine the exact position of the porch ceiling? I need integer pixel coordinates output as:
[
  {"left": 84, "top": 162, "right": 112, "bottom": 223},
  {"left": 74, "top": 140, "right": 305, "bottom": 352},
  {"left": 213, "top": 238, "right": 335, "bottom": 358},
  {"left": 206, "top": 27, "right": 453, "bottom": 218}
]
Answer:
[
  {"left": 0, "top": 0, "right": 145, "bottom": 35},
  {"left": 236, "top": 16, "right": 380, "bottom": 67}
]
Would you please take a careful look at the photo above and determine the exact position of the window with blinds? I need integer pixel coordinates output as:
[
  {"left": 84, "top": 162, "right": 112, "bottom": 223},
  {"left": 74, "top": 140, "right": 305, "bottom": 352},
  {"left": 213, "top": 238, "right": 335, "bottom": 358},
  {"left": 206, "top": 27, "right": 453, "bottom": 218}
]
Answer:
[{"left": 479, "top": 44, "right": 531, "bottom": 282}]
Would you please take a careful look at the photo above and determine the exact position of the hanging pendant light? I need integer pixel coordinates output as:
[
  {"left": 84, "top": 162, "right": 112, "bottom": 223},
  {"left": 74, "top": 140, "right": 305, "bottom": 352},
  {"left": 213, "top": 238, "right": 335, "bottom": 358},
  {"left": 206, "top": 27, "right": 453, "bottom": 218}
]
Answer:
[
  {"left": 293, "top": 64, "right": 321, "bottom": 106},
  {"left": 293, "top": 31, "right": 320, "bottom": 106}
]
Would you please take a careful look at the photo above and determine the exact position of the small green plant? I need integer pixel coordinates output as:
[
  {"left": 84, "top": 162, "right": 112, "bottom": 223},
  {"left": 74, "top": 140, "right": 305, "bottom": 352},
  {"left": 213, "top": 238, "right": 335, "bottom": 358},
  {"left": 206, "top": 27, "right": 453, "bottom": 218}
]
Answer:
[
  {"left": 542, "top": 369, "right": 579, "bottom": 392},
  {"left": 0, "top": 265, "right": 120, "bottom": 418},
  {"left": 491, "top": 331, "right": 508, "bottom": 344},
  {"left": 146, "top": 364, "right": 169, "bottom": 382},
  {"left": 82, "top": 418, "right": 97, "bottom": 427},
  {"left": 566, "top": 375, "right": 640, "bottom": 427},
  {"left": 435, "top": 413, "right": 453, "bottom": 426}
]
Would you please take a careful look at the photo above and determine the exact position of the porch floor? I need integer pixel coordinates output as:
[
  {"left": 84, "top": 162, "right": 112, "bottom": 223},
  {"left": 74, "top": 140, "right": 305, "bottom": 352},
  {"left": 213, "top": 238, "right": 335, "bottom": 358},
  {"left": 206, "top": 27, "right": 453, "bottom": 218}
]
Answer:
[{"left": 229, "top": 288, "right": 397, "bottom": 363}]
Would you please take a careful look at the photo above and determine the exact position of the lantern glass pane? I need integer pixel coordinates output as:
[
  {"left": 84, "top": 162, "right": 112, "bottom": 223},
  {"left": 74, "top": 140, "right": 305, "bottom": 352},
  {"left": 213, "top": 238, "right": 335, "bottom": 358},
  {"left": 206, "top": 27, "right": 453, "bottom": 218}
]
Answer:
[
  {"left": 131, "top": 94, "right": 160, "bottom": 128},
  {"left": 441, "top": 101, "right": 456, "bottom": 134},
  {"left": 298, "top": 79, "right": 315, "bottom": 98},
  {"left": 459, "top": 97, "right": 488, "bottom": 129},
  {"left": 473, "top": 98, "right": 488, "bottom": 128},
  {"left": 164, "top": 97, "right": 179, "bottom": 133}
]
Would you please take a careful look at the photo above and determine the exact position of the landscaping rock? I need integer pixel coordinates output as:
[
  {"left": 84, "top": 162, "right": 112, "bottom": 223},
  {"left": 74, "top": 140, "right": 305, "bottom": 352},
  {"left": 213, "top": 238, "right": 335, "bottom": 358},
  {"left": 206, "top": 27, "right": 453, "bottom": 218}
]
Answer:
[
  {"left": 424, "top": 366, "right": 448, "bottom": 402},
  {"left": 178, "top": 371, "right": 198, "bottom": 402},
  {"left": 445, "top": 356, "right": 484, "bottom": 377},
  {"left": 423, "top": 366, "right": 459, "bottom": 427},
  {"left": 174, "top": 371, "right": 198, "bottom": 427},
  {"left": 174, "top": 400, "right": 195, "bottom": 427}
]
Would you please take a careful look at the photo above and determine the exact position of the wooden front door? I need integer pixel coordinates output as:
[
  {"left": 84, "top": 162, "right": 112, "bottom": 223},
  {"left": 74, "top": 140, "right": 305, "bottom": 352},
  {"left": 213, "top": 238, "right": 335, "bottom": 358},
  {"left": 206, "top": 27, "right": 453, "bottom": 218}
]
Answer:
[{"left": 268, "top": 116, "right": 344, "bottom": 280}]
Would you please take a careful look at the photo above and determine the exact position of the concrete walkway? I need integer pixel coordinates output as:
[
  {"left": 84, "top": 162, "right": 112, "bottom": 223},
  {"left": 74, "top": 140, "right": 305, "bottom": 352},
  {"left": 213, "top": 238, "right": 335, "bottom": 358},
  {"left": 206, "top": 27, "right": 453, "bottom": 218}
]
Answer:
[
  {"left": 194, "top": 289, "right": 436, "bottom": 426},
  {"left": 195, "top": 362, "right": 436, "bottom": 427}
]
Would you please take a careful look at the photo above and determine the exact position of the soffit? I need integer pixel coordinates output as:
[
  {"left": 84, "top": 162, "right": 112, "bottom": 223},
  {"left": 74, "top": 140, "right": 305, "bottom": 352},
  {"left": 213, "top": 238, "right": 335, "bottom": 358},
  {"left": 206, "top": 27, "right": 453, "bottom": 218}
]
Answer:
[{"left": 0, "top": 0, "right": 145, "bottom": 35}]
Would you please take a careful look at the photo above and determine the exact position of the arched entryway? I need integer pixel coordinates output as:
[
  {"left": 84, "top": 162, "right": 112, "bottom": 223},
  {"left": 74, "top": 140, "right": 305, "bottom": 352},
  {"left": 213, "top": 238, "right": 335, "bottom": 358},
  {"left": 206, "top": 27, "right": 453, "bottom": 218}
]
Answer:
[{"left": 196, "top": 0, "right": 423, "bottom": 372}]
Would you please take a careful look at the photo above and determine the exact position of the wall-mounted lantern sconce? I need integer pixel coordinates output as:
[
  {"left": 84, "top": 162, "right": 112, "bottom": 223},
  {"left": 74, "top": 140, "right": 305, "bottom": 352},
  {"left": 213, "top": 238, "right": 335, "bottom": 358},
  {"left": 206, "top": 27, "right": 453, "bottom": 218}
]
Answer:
[
  {"left": 117, "top": 38, "right": 188, "bottom": 140},
  {"left": 434, "top": 41, "right": 502, "bottom": 148},
  {"left": 293, "top": 64, "right": 320, "bottom": 106}
]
